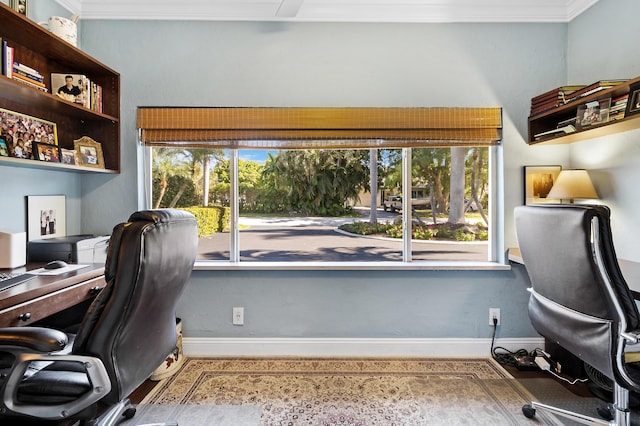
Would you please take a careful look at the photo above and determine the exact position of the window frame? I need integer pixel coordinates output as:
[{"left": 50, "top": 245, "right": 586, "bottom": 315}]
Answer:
[
  {"left": 140, "top": 144, "right": 506, "bottom": 271},
  {"left": 137, "top": 107, "right": 505, "bottom": 270}
]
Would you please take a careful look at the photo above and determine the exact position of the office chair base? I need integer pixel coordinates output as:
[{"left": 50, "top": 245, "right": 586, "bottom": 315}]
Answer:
[{"left": 522, "top": 401, "right": 625, "bottom": 426}]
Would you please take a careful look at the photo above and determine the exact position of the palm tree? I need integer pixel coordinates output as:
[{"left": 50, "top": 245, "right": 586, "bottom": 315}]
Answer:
[{"left": 152, "top": 148, "right": 186, "bottom": 208}]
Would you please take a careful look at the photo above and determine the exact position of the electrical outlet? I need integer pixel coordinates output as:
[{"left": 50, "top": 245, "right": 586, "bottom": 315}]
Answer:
[
  {"left": 233, "top": 307, "right": 244, "bottom": 325},
  {"left": 489, "top": 308, "right": 500, "bottom": 326}
]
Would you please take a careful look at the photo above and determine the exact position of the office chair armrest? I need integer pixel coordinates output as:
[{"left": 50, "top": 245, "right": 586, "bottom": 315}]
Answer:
[
  {"left": 1, "top": 352, "right": 112, "bottom": 420},
  {"left": 0, "top": 327, "right": 67, "bottom": 353},
  {"left": 622, "top": 330, "right": 640, "bottom": 345}
]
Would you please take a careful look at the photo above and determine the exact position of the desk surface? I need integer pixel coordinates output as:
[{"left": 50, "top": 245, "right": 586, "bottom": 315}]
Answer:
[
  {"left": 509, "top": 248, "right": 640, "bottom": 297},
  {"left": 0, "top": 264, "right": 105, "bottom": 327}
]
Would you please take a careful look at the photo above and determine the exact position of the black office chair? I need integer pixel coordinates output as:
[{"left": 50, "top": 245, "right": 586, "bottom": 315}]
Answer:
[
  {"left": 0, "top": 209, "right": 198, "bottom": 425},
  {"left": 515, "top": 204, "right": 640, "bottom": 425}
]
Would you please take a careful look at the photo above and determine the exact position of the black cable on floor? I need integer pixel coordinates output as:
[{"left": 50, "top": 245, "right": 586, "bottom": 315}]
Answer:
[{"left": 489, "top": 319, "right": 530, "bottom": 367}]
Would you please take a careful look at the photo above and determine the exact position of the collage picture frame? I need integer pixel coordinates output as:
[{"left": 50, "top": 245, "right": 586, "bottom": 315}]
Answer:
[{"left": 0, "top": 108, "right": 58, "bottom": 160}]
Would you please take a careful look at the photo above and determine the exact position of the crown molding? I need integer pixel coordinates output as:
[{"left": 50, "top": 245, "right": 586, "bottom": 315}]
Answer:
[{"left": 56, "top": 0, "right": 599, "bottom": 23}]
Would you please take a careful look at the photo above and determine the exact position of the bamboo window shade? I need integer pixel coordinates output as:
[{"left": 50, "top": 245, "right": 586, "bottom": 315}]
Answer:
[{"left": 137, "top": 107, "right": 502, "bottom": 149}]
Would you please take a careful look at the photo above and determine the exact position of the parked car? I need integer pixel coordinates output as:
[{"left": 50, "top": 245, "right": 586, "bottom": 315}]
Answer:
[{"left": 383, "top": 196, "right": 429, "bottom": 212}]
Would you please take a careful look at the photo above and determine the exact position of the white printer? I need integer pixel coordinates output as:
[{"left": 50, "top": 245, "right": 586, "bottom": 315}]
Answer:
[{"left": 27, "top": 235, "right": 110, "bottom": 264}]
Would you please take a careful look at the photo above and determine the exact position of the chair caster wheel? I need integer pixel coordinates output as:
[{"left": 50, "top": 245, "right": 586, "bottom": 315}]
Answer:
[
  {"left": 123, "top": 407, "right": 136, "bottom": 419},
  {"left": 596, "top": 403, "right": 614, "bottom": 420},
  {"left": 522, "top": 404, "right": 536, "bottom": 418}
]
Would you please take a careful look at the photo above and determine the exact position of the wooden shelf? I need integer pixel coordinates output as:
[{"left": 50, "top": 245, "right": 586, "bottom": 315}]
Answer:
[
  {"left": 528, "top": 76, "right": 640, "bottom": 145},
  {"left": 0, "top": 3, "right": 120, "bottom": 173},
  {"left": 0, "top": 155, "right": 117, "bottom": 174}
]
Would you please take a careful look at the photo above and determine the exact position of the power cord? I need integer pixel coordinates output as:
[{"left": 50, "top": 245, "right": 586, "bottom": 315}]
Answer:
[
  {"left": 490, "top": 316, "right": 530, "bottom": 367},
  {"left": 490, "top": 320, "right": 589, "bottom": 385}
]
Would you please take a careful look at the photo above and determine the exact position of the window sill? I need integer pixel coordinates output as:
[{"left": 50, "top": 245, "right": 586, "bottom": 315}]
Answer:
[{"left": 193, "top": 261, "right": 511, "bottom": 271}]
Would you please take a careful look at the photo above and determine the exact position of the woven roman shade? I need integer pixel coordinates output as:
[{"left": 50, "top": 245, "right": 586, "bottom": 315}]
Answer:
[{"left": 137, "top": 107, "right": 502, "bottom": 148}]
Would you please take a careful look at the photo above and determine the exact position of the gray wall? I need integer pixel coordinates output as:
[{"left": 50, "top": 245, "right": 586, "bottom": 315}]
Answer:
[
  {"left": 3, "top": 0, "right": 636, "bottom": 341},
  {"left": 77, "top": 19, "right": 569, "bottom": 340},
  {"left": 566, "top": 0, "right": 640, "bottom": 262}
]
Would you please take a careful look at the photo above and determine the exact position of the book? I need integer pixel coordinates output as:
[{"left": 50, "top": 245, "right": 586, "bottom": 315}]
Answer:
[
  {"left": 1, "top": 39, "right": 13, "bottom": 78},
  {"left": 531, "top": 85, "right": 585, "bottom": 104},
  {"left": 12, "top": 68, "right": 43, "bottom": 83},
  {"left": 12, "top": 61, "right": 42, "bottom": 78},
  {"left": 565, "top": 80, "right": 628, "bottom": 103},
  {"left": 530, "top": 85, "right": 586, "bottom": 115},
  {"left": 11, "top": 75, "right": 48, "bottom": 91},
  {"left": 12, "top": 72, "right": 46, "bottom": 88},
  {"left": 534, "top": 124, "right": 576, "bottom": 140}
]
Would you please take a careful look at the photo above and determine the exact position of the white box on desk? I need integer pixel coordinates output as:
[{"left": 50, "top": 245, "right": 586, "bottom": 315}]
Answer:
[{"left": 0, "top": 231, "right": 27, "bottom": 269}]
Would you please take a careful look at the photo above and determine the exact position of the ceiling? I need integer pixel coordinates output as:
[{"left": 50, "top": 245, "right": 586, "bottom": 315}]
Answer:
[{"left": 55, "top": 0, "right": 600, "bottom": 23}]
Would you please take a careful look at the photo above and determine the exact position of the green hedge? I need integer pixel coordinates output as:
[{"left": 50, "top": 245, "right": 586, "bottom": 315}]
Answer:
[{"left": 181, "top": 206, "right": 230, "bottom": 237}]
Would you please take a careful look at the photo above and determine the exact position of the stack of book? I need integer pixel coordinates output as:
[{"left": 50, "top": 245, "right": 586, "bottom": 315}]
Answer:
[
  {"left": 563, "top": 79, "right": 628, "bottom": 103},
  {"left": 530, "top": 85, "right": 585, "bottom": 116},
  {"left": 608, "top": 94, "right": 629, "bottom": 121},
  {"left": 12, "top": 61, "right": 47, "bottom": 92}
]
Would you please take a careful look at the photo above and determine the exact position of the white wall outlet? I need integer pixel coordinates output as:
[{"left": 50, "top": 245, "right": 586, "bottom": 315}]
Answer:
[
  {"left": 233, "top": 307, "right": 244, "bottom": 325},
  {"left": 489, "top": 308, "right": 500, "bottom": 326}
]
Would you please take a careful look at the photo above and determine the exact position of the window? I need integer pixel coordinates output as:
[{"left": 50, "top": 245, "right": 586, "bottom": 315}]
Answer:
[{"left": 138, "top": 107, "right": 503, "bottom": 267}]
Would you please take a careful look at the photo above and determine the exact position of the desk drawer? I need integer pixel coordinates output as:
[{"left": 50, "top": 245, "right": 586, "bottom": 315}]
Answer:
[{"left": 0, "top": 276, "right": 105, "bottom": 327}]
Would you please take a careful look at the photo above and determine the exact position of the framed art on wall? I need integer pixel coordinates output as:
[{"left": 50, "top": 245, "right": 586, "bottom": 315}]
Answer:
[
  {"left": 27, "top": 195, "right": 66, "bottom": 241},
  {"left": 523, "top": 165, "right": 562, "bottom": 205}
]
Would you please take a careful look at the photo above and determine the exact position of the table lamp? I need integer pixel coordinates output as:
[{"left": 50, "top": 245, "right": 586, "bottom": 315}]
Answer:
[{"left": 547, "top": 169, "right": 598, "bottom": 203}]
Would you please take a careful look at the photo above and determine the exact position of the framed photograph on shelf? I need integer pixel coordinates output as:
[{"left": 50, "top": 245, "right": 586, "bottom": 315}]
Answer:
[
  {"left": 33, "top": 142, "right": 61, "bottom": 163},
  {"left": 74, "top": 136, "right": 104, "bottom": 168},
  {"left": 10, "top": 0, "right": 27, "bottom": 15},
  {"left": 26, "top": 195, "right": 66, "bottom": 241},
  {"left": 576, "top": 98, "right": 611, "bottom": 129},
  {"left": 523, "top": 165, "right": 562, "bottom": 205},
  {"left": 60, "top": 148, "right": 76, "bottom": 165},
  {"left": 625, "top": 84, "right": 640, "bottom": 117},
  {"left": 0, "top": 108, "right": 57, "bottom": 160},
  {"left": 0, "top": 137, "right": 8, "bottom": 157}
]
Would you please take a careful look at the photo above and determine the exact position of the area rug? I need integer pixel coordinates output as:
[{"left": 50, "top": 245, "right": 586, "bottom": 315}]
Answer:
[{"left": 140, "top": 357, "right": 561, "bottom": 425}]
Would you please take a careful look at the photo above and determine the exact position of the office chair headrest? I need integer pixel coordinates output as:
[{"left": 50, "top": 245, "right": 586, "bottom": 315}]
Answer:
[{"left": 104, "top": 209, "right": 196, "bottom": 283}]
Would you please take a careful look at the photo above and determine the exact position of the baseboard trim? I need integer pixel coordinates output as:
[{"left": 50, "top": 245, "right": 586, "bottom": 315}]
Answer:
[{"left": 183, "top": 337, "right": 544, "bottom": 357}]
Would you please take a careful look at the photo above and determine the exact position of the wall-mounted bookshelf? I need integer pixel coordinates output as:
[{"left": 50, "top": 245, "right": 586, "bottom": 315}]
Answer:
[
  {"left": 0, "top": 3, "right": 120, "bottom": 173},
  {"left": 528, "top": 75, "right": 640, "bottom": 145}
]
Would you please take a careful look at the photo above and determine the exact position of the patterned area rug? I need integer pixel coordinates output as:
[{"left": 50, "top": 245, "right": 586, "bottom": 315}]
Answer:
[{"left": 140, "top": 357, "right": 560, "bottom": 425}]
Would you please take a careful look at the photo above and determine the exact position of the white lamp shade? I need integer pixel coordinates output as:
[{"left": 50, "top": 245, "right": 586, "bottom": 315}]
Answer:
[{"left": 547, "top": 169, "right": 598, "bottom": 201}]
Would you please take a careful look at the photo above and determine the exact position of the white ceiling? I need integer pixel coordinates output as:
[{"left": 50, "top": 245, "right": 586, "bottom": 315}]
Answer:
[{"left": 55, "top": 0, "right": 600, "bottom": 23}]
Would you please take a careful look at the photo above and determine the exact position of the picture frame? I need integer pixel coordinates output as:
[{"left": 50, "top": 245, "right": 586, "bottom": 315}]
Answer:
[
  {"left": 0, "top": 108, "right": 58, "bottom": 160},
  {"left": 0, "top": 137, "right": 8, "bottom": 157},
  {"left": 576, "top": 98, "right": 611, "bottom": 129},
  {"left": 74, "top": 136, "right": 104, "bottom": 168},
  {"left": 10, "top": 0, "right": 27, "bottom": 15},
  {"left": 27, "top": 195, "right": 66, "bottom": 241},
  {"left": 625, "top": 84, "right": 640, "bottom": 117},
  {"left": 33, "top": 142, "right": 61, "bottom": 163},
  {"left": 523, "top": 165, "right": 562, "bottom": 205},
  {"left": 60, "top": 148, "right": 76, "bottom": 165}
]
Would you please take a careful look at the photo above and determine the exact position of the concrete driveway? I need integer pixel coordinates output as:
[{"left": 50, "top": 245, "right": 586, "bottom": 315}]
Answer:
[{"left": 197, "top": 208, "right": 488, "bottom": 262}]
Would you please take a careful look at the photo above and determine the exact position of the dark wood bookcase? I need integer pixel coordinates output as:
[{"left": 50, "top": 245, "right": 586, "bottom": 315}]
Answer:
[
  {"left": 0, "top": 3, "right": 120, "bottom": 173},
  {"left": 528, "top": 75, "right": 640, "bottom": 145}
]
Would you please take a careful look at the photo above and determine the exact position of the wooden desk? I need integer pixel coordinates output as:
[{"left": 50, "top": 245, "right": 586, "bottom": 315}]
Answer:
[
  {"left": 0, "top": 264, "right": 105, "bottom": 327},
  {"left": 509, "top": 248, "right": 640, "bottom": 298}
]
